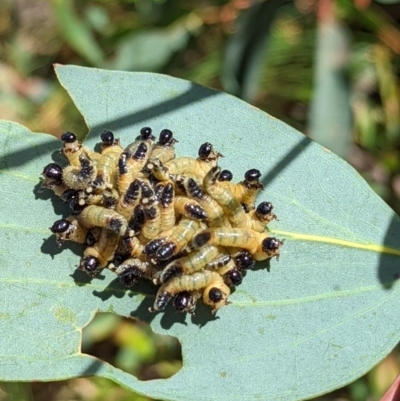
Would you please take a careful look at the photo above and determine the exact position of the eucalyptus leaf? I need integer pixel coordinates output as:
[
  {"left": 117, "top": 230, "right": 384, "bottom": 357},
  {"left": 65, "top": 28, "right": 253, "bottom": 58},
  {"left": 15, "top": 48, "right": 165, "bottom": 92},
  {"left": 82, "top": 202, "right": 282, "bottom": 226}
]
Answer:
[{"left": 0, "top": 65, "right": 399, "bottom": 401}]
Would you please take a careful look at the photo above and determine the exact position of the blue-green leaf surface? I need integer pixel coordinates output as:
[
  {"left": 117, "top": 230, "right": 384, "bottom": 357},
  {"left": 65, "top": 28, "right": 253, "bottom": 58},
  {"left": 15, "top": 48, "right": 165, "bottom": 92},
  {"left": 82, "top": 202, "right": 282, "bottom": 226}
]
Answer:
[{"left": 0, "top": 65, "right": 400, "bottom": 401}]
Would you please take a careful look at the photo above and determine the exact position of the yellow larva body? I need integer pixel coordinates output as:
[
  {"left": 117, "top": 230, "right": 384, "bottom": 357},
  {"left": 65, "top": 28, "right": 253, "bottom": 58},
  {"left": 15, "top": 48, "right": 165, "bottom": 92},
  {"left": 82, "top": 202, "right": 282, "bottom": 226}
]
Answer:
[
  {"left": 203, "top": 166, "right": 248, "bottom": 228},
  {"left": 148, "top": 129, "right": 177, "bottom": 165},
  {"left": 220, "top": 175, "right": 263, "bottom": 211},
  {"left": 109, "top": 257, "right": 158, "bottom": 286},
  {"left": 182, "top": 177, "right": 229, "bottom": 227},
  {"left": 159, "top": 183, "right": 176, "bottom": 232},
  {"left": 48, "top": 183, "right": 69, "bottom": 198},
  {"left": 151, "top": 270, "right": 230, "bottom": 313},
  {"left": 124, "top": 134, "right": 155, "bottom": 155},
  {"left": 238, "top": 212, "right": 267, "bottom": 233},
  {"left": 80, "top": 229, "right": 119, "bottom": 273},
  {"left": 115, "top": 179, "right": 142, "bottom": 220},
  {"left": 165, "top": 142, "right": 222, "bottom": 177},
  {"left": 117, "top": 143, "right": 151, "bottom": 196},
  {"left": 62, "top": 140, "right": 100, "bottom": 167},
  {"left": 205, "top": 253, "right": 232, "bottom": 271},
  {"left": 165, "top": 157, "right": 214, "bottom": 177},
  {"left": 78, "top": 205, "right": 128, "bottom": 236},
  {"left": 149, "top": 140, "right": 176, "bottom": 165},
  {"left": 141, "top": 196, "right": 161, "bottom": 240},
  {"left": 153, "top": 218, "right": 200, "bottom": 261},
  {"left": 124, "top": 235, "right": 146, "bottom": 258},
  {"left": 94, "top": 143, "right": 124, "bottom": 190},
  {"left": 190, "top": 227, "right": 283, "bottom": 261},
  {"left": 173, "top": 196, "right": 208, "bottom": 221},
  {"left": 77, "top": 191, "right": 103, "bottom": 207},
  {"left": 50, "top": 216, "right": 88, "bottom": 246},
  {"left": 62, "top": 153, "right": 97, "bottom": 190},
  {"left": 63, "top": 216, "right": 88, "bottom": 244},
  {"left": 155, "top": 245, "right": 222, "bottom": 284}
]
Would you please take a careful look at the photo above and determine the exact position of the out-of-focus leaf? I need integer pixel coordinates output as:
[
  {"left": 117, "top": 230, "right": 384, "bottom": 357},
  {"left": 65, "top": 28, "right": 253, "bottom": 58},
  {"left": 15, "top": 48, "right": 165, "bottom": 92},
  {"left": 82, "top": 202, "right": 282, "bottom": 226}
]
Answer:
[
  {"left": 349, "top": 378, "right": 369, "bottom": 401},
  {"left": 374, "top": 0, "right": 400, "bottom": 4},
  {"left": 111, "top": 13, "right": 202, "bottom": 71},
  {"left": 0, "top": 65, "right": 400, "bottom": 401},
  {"left": 222, "top": 0, "right": 292, "bottom": 101},
  {"left": 379, "top": 374, "right": 400, "bottom": 401},
  {"left": 81, "top": 313, "right": 121, "bottom": 350},
  {"left": 374, "top": 45, "right": 400, "bottom": 141},
  {"left": 350, "top": 44, "right": 380, "bottom": 150},
  {"left": 84, "top": 5, "right": 111, "bottom": 34},
  {"left": 339, "top": 1, "right": 400, "bottom": 54},
  {"left": 114, "top": 322, "right": 156, "bottom": 360},
  {"left": 368, "top": 353, "right": 400, "bottom": 398},
  {"left": 51, "top": 0, "right": 105, "bottom": 66},
  {"left": 308, "top": 17, "right": 352, "bottom": 159},
  {"left": 353, "top": 101, "right": 378, "bottom": 149},
  {"left": 2, "top": 383, "right": 34, "bottom": 401},
  {"left": 182, "top": 51, "right": 221, "bottom": 86}
]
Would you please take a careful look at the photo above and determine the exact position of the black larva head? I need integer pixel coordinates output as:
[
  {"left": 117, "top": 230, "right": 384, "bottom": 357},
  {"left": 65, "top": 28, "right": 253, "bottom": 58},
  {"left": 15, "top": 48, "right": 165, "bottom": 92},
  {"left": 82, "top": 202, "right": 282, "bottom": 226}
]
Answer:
[
  {"left": 159, "top": 129, "right": 174, "bottom": 145},
  {"left": 50, "top": 219, "right": 71, "bottom": 234},
  {"left": 100, "top": 130, "right": 115, "bottom": 145},
  {"left": 198, "top": 142, "right": 212, "bottom": 160},
  {"left": 234, "top": 250, "right": 255, "bottom": 270},
  {"left": 245, "top": 168, "right": 261, "bottom": 181},
  {"left": 174, "top": 291, "right": 192, "bottom": 313},
  {"left": 219, "top": 170, "right": 233, "bottom": 182},
  {"left": 208, "top": 287, "right": 223, "bottom": 303},
  {"left": 119, "top": 270, "right": 138, "bottom": 287},
  {"left": 256, "top": 201, "right": 273, "bottom": 216},
  {"left": 262, "top": 237, "right": 281, "bottom": 252},
  {"left": 226, "top": 269, "right": 243, "bottom": 286},
  {"left": 82, "top": 256, "right": 99, "bottom": 275},
  {"left": 140, "top": 127, "right": 153, "bottom": 139},
  {"left": 60, "top": 189, "right": 79, "bottom": 203},
  {"left": 42, "top": 163, "right": 63, "bottom": 181},
  {"left": 61, "top": 131, "right": 76, "bottom": 143}
]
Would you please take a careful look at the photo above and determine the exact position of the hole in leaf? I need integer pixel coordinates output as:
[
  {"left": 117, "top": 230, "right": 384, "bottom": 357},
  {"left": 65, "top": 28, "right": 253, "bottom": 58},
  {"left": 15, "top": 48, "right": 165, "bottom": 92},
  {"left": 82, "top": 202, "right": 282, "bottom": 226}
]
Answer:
[
  {"left": 31, "top": 377, "right": 153, "bottom": 400},
  {"left": 81, "top": 312, "right": 182, "bottom": 381}
]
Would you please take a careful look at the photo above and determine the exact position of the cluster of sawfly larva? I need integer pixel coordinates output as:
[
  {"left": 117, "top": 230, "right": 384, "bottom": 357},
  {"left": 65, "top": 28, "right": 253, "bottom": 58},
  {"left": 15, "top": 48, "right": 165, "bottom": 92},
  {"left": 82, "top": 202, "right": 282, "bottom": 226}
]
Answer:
[{"left": 40, "top": 127, "right": 283, "bottom": 315}]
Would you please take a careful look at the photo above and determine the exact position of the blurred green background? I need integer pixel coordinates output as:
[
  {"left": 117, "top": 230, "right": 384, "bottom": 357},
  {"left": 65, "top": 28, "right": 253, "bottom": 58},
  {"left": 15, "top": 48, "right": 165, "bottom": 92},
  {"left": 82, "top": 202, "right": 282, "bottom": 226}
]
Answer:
[{"left": 1, "top": 0, "right": 400, "bottom": 400}]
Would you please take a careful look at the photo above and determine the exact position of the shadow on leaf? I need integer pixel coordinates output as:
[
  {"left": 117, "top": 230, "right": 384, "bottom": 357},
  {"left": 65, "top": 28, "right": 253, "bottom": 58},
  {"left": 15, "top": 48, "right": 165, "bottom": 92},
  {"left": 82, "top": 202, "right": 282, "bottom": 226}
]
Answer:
[
  {"left": 88, "top": 83, "right": 222, "bottom": 137},
  {"left": 260, "top": 135, "right": 312, "bottom": 188},
  {"left": 379, "top": 214, "right": 400, "bottom": 289},
  {"left": 92, "top": 277, "right": 128, "bottom": 301},
  {"left": 70, "top": 269, "right": 94, "bottom": 287}
]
